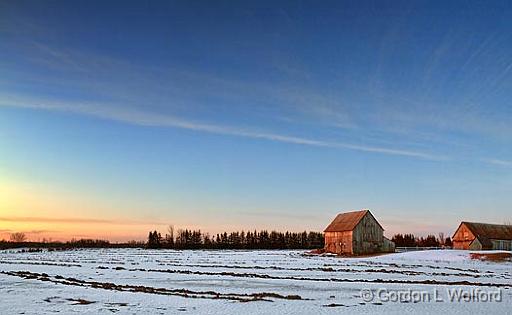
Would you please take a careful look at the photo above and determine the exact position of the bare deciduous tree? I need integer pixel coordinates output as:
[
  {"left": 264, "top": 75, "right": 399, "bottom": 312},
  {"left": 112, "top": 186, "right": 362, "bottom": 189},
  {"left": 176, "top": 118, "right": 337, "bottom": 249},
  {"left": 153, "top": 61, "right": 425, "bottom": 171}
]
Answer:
[
  {"left": 167, "top": 225, "right": 174, "bottom": 242},
  {"left": 10, "top": 232, "right": 26, "bottom": 243},
  {"left": 438, "top": 232, "right": 445, "bottom": 246}
]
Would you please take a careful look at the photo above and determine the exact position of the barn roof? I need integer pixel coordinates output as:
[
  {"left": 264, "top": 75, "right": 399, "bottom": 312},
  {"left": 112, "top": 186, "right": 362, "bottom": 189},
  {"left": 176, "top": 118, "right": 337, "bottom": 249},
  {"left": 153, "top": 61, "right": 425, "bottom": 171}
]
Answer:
[
  {"left": 461, "top": 222, "right": 512, "bottom": 241},
  {"left": 324, "top": 210, "right": 383, "bottom": 232}
]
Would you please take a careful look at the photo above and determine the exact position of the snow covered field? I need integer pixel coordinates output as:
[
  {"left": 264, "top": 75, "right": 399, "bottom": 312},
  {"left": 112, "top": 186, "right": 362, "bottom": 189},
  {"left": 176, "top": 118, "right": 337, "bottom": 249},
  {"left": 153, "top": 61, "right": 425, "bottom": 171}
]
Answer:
[{"left": 0, "top": 249, "right": 510, "bottom": 314}]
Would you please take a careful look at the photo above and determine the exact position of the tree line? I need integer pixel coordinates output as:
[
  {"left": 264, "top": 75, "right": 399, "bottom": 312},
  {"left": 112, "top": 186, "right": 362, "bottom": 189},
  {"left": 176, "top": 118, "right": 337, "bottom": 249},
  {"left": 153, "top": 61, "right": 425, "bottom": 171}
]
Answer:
[
  {"left": 391, "top": 233, "right": 452, "bottom": 248},
  {"left": 3, "top": 230, "right": 455, "bottom": 250},
  {"left": 147, "top": 227, "right": 324, "bottom": 250},
  {"left": 1, "top": 229, "right": 324, "bottom": 250},
  {"left": 0, "top": 232, "right": 145, "bottom": 250},
  {"left": 0, "top": 238, "right": 116, "bottom": 250}
]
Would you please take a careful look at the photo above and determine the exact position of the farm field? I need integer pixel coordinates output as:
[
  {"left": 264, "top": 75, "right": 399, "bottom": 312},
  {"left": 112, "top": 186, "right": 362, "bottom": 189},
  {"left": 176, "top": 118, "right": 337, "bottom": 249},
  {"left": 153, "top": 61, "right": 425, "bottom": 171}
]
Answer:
[{"left": 0, "top": 249, "right": 510, "bottom": 314}]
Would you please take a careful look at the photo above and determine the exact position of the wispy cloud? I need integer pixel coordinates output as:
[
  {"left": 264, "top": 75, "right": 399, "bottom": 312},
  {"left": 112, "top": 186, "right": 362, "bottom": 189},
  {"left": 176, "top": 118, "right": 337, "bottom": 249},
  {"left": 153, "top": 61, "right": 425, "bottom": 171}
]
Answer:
[
  {"left": 241, "top": 211, "right": 320, "bottom": 221},
  {"left": 26, "top": 229, "right": 55, "bottom": 234},
  {"left": 0, "top": 94, "right": 448, "bottom": 161},
  {"left": 3, "top": 39, "right": 509, "bottom": 154},
  {"left": 0, "top": 216, "right": 167, "bottom": 226},
  {"left": 0, "top": 216, "right": 112, "bottom": 224},
  {"left": 484, "top": 158, "right": 512, "bottom": 167},
  {"left": 0, "top": 41, "right": 479, "bottom": 140},
  {"left": 0, "top": 229, "right": 53, "bottom": 235}
]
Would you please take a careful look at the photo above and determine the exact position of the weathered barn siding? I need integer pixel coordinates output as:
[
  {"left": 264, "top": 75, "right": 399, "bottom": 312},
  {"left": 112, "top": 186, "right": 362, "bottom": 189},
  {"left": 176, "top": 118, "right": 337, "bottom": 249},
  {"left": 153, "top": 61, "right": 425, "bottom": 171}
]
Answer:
[
  {"left": 324, "top": 231, "right": 352, "bottom": 254},
  {"left": 382, "top": 237, "right": 395, "bottom": 252},
  {"left": 351, "top": 213, "right": 384, "bottom": 255},
  {"left": 491, "top": 240, "right": 512, "bottom": 250},
  {"left": 452, "top": 223, "right": 476, "bottom": 250},
  {"left": 469, "top": 237, "right": 482, "bottom": 250}
]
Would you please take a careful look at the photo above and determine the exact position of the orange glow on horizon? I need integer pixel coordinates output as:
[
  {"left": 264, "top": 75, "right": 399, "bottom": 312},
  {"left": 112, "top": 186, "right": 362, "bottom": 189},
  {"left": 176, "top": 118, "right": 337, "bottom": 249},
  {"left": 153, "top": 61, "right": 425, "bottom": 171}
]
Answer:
[
  {"left": 1, "top": 179, "right": 456, "bottom": 242},
  {"left": 0, "top": 179, "right": 172, "bottom": 242}
]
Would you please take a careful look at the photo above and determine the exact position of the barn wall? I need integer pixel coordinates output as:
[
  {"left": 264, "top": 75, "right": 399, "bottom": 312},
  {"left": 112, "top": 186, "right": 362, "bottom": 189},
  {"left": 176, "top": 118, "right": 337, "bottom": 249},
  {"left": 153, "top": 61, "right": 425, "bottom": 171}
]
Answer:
[
  {"left": 452, "top": 223, "right": 475, "bottom": 250},
  {"left": 352, "top": 213, "right": 384, "bottom": 255},
  {"left": 324, "top": 231, "right": 352, "bottom": 254},
  {"left": 382, "top": 237, "right": 395, "bottom": 253},
  {"left": 491, "top": 239, "right": 512, "bottom": 250},
  {"left": 469, "top": 238, "right": 482, "bottom": 250}
]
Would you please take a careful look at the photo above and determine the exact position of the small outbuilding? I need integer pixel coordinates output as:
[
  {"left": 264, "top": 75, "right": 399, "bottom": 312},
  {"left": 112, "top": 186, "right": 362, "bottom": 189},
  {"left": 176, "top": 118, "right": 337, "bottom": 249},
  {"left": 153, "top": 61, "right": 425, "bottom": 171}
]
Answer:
[
  {"left": 324, "top": 209, "right": 394, "bottom": 255},
  {"left": 452, "top": 222, "right": 512, "bottom": 250}
]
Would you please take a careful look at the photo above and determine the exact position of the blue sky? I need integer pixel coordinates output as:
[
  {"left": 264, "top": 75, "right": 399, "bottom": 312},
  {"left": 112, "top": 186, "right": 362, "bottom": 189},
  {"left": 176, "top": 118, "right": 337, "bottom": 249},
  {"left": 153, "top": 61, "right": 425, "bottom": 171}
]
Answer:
[{"left": 1, "top": 1, "right": 511, "bottom": 240}]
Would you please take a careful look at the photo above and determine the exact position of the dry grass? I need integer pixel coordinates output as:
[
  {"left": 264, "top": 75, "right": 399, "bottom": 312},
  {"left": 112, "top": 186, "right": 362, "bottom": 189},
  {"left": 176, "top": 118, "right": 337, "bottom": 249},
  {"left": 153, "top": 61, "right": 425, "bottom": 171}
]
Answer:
[{"left": 470, "top": 252, "right": 512, "bottom": 262}]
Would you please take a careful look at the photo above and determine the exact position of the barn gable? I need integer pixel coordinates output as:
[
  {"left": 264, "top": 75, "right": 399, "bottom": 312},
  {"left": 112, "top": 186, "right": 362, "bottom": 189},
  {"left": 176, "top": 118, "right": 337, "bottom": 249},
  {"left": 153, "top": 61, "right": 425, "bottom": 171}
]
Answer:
[{"left": 324, "top": 210, "right": 383, "bottom": 232}]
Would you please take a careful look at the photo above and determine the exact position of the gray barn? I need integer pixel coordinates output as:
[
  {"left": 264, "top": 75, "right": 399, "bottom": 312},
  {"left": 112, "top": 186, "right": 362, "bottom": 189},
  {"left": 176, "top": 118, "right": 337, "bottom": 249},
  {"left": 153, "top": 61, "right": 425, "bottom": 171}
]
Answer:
[{"left": 324, "top": 209, "right": 394, "bottom": 255}]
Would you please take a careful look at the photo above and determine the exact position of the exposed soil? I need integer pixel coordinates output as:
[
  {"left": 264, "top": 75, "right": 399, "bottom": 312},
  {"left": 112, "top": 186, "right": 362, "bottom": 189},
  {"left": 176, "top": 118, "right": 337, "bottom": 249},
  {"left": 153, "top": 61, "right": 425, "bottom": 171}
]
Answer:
[
  {"left": 67, "top": 298, "right": 96, "bottom": 305},
  {"left": 111, "top": 266, "right": 511, "bottom": 287},
  {"left": 0, "top": 260, "right": 81, "bottom": 267},
  {"left": 43, "top": 296, "right": 96, "bottom": 305},
  {"left": 1, "top": 270, "right": 304, "bottom": 303},
  {"left": 112, "top": 262, "right": 489, "bottom": 278}
]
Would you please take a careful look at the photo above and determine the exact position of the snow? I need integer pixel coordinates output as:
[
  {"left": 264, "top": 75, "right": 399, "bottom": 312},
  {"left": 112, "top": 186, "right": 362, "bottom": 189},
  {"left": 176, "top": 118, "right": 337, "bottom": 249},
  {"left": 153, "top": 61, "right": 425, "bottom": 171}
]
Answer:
[{"left": 0, "top": 249, "right": 510, "bottom": 314}]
